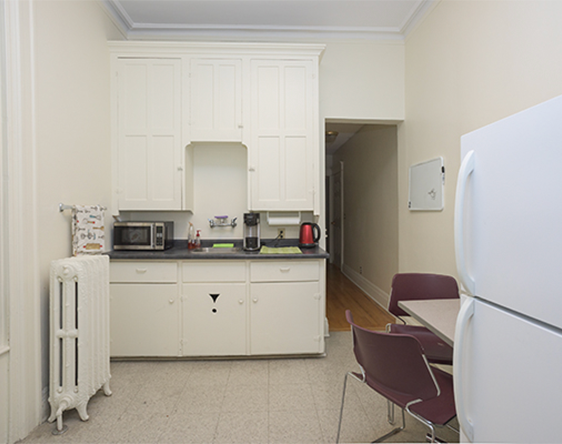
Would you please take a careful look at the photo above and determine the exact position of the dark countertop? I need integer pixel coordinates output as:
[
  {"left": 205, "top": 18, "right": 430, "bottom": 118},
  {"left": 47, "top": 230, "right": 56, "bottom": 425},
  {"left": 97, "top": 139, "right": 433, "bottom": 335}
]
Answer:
[{"left": 108, "top": 239, "right": 329, "bottom": 261}]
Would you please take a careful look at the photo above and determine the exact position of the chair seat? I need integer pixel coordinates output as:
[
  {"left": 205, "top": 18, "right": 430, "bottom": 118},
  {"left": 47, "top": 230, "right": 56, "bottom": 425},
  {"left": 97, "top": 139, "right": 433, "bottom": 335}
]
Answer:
[
  {"left": 388, "top": 324, "right": 453, "bottom": 365},
  {"left": 361, "top": 366, "right": 456, "bottom": 427}
]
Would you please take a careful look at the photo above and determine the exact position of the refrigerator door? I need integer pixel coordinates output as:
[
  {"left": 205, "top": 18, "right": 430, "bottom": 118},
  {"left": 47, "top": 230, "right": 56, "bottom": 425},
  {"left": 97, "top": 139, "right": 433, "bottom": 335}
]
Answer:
[
  {"left": 456, "top": 95, "right": 562, "bottom": 330},
  {"left": 454, "top": 297, "right": 562, "bottom": 443}
]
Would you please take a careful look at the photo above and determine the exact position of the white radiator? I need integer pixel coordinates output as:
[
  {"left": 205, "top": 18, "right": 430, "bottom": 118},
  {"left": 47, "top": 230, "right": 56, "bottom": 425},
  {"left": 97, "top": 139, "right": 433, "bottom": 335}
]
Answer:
[{"left": 48, "top": 255, "right": 112, "bottom": 433}]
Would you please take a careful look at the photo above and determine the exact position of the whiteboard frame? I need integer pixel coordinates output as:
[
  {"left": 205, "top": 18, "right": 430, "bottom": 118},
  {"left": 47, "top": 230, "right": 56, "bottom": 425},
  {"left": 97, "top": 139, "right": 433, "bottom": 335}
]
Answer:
[{"left": 408, "top": 157, "right": 445, "bottom": 211}]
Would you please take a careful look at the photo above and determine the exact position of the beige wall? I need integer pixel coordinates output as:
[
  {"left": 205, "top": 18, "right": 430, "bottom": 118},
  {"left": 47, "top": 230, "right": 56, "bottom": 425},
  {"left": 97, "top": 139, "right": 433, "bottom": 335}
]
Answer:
[
  {"left": 399, "top": 0, "right": 562, "bottom": 276},
  {"left": 320, "top": 41, "right": 405, "bottom": 121},
  {"left": 33, "top": 0, "right": 123, "bottom": 410},
  {"left": 333, "top": 125, "right": 398, "bottom": 302},
  {"left": 319, "top": 40, "right": 405, "bottom": 250}
]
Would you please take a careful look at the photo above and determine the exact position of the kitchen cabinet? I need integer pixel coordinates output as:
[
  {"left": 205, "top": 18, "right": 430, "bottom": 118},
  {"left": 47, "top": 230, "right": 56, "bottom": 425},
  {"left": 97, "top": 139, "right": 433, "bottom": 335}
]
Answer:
[
  {"left": 114, "top": 58, "right": 183, "bottom": 211},
  {"left": 109, "top": 257, "right": 326, "bottom": 358},
  {"left": 182, "top": 283, "right": 247, "bottom": 356},
  {"left": 189, "top": 58, "right": 243, "bottom": 142},
  {"left": 109, "top": 261, "right": 180, "bottom": 357},
  {"left": 249, "top": 261, "right": 323, "bottom": 355},
  {"left": 249, "top": 59, "right": 317, "bottom": 211},
  {"left": 181, "top": 261, "right": 247, "bottom": 356},
  {"left": 110, "top": 42, "right": 324, "bottom": 215}
]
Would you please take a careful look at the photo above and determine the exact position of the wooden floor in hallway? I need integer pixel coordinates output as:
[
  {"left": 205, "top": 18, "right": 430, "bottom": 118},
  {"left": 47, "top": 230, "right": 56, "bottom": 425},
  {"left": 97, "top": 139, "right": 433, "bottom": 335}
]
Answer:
[{"left": 326, "top": 264, "right": 395, "bottom": 332}]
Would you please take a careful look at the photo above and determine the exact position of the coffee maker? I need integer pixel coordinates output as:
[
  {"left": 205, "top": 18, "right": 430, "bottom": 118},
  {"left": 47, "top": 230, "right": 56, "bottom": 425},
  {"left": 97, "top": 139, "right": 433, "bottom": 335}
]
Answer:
[{"left": 243, "top": 213, "right": 260, "bottom": 251}]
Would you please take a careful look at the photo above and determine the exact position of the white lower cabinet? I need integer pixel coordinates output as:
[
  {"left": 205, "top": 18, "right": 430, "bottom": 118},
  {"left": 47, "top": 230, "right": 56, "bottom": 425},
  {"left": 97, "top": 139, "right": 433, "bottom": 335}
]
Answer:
[
  {"left": 250, "top": 281, "right": 322, "bottom": 355},
  {"left": 110, "top": 283, "right": 180, "bottom": 357},
  {"left": 110, "top": 261, "right": 180, "bottom": 357},
  {"left": 181, "top": 261, "right": 246, "bottom": 356},
  {"left": 249, "top": 260, "right": 324, "bottom": 355},
  {"left": 182, "top": 283, "right": 246, "bottom": 356},
  {"left": 110, "top": 259, "right": 325, "bottom": 357}
]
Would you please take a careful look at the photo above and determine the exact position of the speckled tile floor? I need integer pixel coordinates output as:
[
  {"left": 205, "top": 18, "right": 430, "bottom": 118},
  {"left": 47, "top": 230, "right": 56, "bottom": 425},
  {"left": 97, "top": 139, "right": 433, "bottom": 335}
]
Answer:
[{"left": 19, "top": 332, "right": 458, "bottom": 444}]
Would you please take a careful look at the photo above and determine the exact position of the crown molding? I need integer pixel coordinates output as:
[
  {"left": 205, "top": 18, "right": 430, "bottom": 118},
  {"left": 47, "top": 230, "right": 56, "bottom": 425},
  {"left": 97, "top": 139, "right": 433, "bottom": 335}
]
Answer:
[
  {"left": 97, "top": 0, "right": 131, "bottom": 37},
  {"left": 125, "top": 27, "right": 406, "bottom": 42},
  {"left": 100, "top": 0, "right": 433, "bottom": 42}
]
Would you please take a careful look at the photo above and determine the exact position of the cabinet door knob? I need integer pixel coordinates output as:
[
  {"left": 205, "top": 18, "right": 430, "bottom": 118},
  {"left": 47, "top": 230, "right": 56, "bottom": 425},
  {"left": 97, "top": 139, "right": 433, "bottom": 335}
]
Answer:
[
  {"left": 252, "top": 298, "right": 258, "bottom": 303},
  {"left": 239, "top": 299, "right": 244, "bottom": 304},
  {"left": 169, "top": 299, "right": 175, "bottom": 304}
]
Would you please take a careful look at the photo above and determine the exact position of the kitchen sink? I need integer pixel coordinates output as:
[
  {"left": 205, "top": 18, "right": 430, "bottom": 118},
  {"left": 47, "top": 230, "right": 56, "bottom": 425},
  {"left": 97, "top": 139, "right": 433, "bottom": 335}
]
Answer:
[{"left": 191, "top": 247, "right": 243, "bottom": 254}]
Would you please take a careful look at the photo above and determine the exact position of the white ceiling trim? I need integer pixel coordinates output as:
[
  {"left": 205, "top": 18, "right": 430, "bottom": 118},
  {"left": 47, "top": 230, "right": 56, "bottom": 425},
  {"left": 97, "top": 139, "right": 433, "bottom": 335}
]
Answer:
[
  {"left": 100, "top": 0, "right": 434, "bottom": 41},
  {"left": 99, "top": 0, "right": 134, "bottom": 32}
]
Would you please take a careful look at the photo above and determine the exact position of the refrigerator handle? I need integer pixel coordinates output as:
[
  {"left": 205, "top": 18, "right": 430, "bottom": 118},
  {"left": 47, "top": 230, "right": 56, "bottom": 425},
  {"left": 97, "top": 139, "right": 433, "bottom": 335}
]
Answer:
[
  {"left": 454, "top": 297, "right": 475, "bottom": 442},
  {"left": 454, "top": 150, "right": 476, "bottom": 295}
]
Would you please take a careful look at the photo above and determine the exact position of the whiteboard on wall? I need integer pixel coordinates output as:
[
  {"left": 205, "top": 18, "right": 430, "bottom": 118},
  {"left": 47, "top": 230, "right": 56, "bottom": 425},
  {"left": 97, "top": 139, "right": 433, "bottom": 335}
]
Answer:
[{"left": 408, "top": 157, "right": 445, "bottom": 211}]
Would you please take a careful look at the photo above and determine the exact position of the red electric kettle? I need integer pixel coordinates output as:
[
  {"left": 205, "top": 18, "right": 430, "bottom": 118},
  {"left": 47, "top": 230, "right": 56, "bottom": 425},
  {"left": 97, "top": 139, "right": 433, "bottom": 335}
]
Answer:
[{"left": 299, "top": 222, "right": 321, "bottom": 248}]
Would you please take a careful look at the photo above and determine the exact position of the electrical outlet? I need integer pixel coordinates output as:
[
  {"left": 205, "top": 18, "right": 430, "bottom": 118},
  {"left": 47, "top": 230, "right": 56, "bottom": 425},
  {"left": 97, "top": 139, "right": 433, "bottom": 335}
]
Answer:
[{"left": 278, "top": 228, "right": 285, "bottom": 239}]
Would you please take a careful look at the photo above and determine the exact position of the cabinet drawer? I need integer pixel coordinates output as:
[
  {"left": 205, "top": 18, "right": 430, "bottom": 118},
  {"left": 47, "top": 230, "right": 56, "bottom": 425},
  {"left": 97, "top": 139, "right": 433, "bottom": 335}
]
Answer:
[
  {"left": 250, "top": 261, "right": 319, "bottom": 282},
  {"left": 182, "top": 261, "right": 246, "bottom": 283},
  {"left": 110, "top": 261, "right": 177, "bottom": 283}
]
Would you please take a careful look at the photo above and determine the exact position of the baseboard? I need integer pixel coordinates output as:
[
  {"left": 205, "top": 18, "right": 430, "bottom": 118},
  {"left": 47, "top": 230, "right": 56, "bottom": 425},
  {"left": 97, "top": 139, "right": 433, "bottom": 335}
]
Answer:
[{"left": 341, "top": 264, "right": 390, "bottom": 310}]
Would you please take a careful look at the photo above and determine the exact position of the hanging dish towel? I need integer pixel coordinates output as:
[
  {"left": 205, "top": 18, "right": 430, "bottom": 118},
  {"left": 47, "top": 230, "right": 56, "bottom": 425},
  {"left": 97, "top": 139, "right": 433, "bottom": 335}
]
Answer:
[{"left": 72, "top": 205, "right": 105, "bottom": 256}]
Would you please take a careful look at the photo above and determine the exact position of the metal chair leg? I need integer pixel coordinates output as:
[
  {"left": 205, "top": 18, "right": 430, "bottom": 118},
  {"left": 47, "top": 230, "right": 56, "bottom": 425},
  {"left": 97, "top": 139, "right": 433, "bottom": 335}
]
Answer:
[
  {"left": 387, "top": 400, "right": 395, "bottom": 425},
  {"left": 425, "top": 433, "right": 447, "bottom": 443},
  {"left": 372, "top": 408, "right": 405, "bottom": 443},
  {"left": 338, "top": 371, "right": 407, "bottom": 444}
]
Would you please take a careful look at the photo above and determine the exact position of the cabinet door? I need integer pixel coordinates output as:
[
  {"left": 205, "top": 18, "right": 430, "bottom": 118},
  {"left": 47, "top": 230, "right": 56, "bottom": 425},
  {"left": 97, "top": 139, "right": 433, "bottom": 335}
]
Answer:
[
  {"left": 116, "top": 58, "right": 182, "bottom": 210},
  {"left": 250, "top": 281, "right": 322, "bottom": 355},
  {"left": 182, "top": 283, "right": 246, "bottom": 356},
  {"left": 190, "top": 58, "right": 242, "bottom": 142},
  {"left": 110, "top": 283, "right": 179, "bottom": 357},
  {"left": 250, "top": 60, "right": 315, "bottom": 211}
]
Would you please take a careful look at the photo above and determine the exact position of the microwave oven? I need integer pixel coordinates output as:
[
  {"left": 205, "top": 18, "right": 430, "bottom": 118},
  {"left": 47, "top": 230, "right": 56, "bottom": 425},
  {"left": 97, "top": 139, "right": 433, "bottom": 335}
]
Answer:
[{"left": 113, "top": 221, "right": 174, "bottom": 251}]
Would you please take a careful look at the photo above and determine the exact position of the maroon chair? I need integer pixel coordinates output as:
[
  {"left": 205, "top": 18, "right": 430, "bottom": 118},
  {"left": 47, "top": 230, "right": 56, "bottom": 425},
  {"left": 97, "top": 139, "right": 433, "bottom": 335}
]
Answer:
[
  {"left": 336, "top": 310, "right": 457, "bottom": 443},
  {"left": 387, "top": 273, "right": 459, "bottom": 365}
]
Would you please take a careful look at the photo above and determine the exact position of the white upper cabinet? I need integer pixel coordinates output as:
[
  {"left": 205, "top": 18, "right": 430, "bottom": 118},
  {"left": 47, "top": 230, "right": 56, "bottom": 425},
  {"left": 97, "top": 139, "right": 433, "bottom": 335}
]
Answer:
[
  {"left": 114, "top": 58, "right": 183, "bottom": 211},
  {"left": 189, "top": 58, "right": 243, "bottom": 142},
  {"left": 249, "top": 59, "right": 317, "bottom": 211},
  {"left": 110, "top": 42, "right": 324, "bottom": 214}
]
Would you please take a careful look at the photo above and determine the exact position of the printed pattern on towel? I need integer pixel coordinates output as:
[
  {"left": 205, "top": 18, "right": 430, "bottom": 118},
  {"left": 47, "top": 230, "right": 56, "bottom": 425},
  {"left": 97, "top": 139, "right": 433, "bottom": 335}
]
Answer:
[{"left": 72, "top": 205, "right": 105, "bottom": 256}]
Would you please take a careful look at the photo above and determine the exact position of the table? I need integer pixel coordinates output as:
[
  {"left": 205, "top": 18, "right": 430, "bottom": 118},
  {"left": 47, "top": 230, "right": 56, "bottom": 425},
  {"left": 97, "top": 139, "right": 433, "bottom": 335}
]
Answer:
[{"left": 397, "top": 299, "right": 460, "bottom": 347}]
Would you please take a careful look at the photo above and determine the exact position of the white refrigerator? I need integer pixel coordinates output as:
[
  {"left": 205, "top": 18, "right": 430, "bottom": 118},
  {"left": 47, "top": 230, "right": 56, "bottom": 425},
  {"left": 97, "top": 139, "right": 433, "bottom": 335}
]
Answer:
[{"left": 454, "top": 95, "right": 562, "bottom": 443}]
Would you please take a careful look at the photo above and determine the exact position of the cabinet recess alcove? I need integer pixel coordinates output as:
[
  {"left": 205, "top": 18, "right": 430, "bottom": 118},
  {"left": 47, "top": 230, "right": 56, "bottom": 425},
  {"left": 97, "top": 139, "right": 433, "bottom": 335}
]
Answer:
[{"left": 109, "top": 42, "right": 324, "bottom": 214}]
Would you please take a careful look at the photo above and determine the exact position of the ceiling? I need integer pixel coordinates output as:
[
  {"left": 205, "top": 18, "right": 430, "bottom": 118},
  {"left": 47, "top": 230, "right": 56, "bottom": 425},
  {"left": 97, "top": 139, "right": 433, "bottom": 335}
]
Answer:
[{"left": 103, "top": 0, "right": 434, "bottom": 41}]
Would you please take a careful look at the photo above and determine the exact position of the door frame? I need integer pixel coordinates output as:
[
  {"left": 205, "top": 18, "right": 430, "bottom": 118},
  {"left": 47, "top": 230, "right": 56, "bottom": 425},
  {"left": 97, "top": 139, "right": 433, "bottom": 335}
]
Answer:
[
  {"left": 329, "top": 160, "right": 344, "bottom": 270},
  {"left": 2, "top": 1, "right": 43, "bottom": 441}
]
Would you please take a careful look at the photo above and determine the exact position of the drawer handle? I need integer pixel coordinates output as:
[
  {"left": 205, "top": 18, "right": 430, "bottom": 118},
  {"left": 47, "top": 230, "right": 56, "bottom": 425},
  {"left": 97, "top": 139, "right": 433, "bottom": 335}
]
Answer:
[
  {"left": 135, "top": 268, "right": 148, "bottom": 274},
  {"left": 279, "top": 267, "right": 291, "bottom": 272}
]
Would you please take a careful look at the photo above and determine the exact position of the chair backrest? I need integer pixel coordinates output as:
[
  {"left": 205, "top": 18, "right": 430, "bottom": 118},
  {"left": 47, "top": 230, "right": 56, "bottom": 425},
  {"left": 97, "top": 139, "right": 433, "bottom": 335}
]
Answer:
[
  {"left": 346, "top": 310, "right": 439, "bottom": 405},
  {"left": 388, "top": 273, "right": 459, "bottom": 318}
]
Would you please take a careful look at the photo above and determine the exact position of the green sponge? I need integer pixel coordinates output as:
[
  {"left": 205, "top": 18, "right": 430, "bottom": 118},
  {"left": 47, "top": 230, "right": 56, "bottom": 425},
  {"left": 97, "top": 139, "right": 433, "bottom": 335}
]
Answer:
[{"left": 212, "top": 243, "right": 235, "bottom": 248}]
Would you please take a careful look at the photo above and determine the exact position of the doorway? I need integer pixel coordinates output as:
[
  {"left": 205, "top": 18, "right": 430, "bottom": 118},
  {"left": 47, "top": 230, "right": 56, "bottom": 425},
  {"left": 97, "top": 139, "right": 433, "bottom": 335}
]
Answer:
[{"left": 329, "top": 161, "right": 343, "bottom": 270}]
